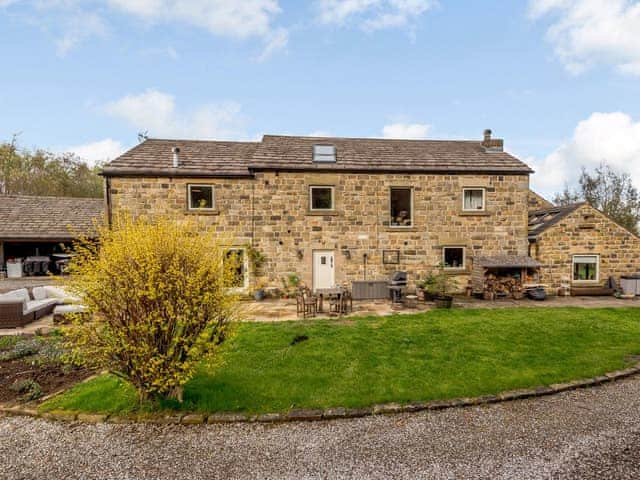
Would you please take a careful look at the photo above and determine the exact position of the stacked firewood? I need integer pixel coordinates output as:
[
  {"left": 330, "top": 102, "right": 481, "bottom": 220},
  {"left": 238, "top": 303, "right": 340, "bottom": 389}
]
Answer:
[{"left": 483, "top": 274, "right": 525, "bottom": 300}]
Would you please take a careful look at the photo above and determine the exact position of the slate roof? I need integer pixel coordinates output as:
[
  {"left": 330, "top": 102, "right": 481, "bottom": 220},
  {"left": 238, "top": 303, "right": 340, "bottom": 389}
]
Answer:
[
  {"left": 102, "top": 135, "right": 533, "bottom": 177},
  {"left": 102, "top": 139, "right": 258, "bottom": 177},
  {"left": 528, "top": 203, "right": 586, "bottom": 239},
  {"left": 0, "top": 195, "right": 104, "bottom": 240},
  {"left": 475, "top": 255, "right": 542, "bottom": 268}
]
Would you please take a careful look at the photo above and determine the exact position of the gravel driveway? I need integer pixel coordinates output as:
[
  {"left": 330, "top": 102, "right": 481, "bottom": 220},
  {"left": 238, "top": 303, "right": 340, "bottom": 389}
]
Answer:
[{"left": 2, "top": 377, "right": 640, "bottom": 480}]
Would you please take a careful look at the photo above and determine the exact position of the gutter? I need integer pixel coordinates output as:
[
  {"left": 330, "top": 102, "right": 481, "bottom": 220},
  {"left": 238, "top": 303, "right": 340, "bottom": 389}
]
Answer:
[
  {"left": 101, "top": 167, "right": 533, "bottom": 178},
  {"left": 100, "top": 169, "right": 254, "bottom": 179}
]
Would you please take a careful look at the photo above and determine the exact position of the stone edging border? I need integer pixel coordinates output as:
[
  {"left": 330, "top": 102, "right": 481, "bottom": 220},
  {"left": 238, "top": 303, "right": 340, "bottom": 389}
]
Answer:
[{"left": 2, "top": 363, "right": 640, "bottom": 425}]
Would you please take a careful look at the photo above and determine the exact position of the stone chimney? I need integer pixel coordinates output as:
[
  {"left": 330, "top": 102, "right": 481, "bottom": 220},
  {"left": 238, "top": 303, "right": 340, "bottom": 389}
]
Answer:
[
  {"left": 481, "top": 129, "right": 504, "bottom": 152},
  {"left": 172, "top": 146, "right": 180, "bottom": 168}
]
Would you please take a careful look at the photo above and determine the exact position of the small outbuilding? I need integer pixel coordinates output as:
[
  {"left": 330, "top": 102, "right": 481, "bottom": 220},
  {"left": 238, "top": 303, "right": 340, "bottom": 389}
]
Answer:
[
  {"left": 528, "top": 202, "right": 640, "bottom": 293},
  {"left": 471, "top": 255, "right": 542, "bottom": 298},
  {"left": 0, "top": 195, "right": 104, "bottom": 276}
]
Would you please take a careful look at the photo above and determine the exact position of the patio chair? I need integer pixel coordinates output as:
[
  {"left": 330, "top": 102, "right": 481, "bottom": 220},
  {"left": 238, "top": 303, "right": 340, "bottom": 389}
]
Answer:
[
  {"left": 295, "top": 290, "right": 305, "bottom": 316},
  {"left": 341, "top": 289, "right": 353, "bottom": 314},
  {"left": 300, "top": 288, "right": 318, "bottom": 318},
  {"left": 328, "top": 294, "right": 342, "bottom": 316}
]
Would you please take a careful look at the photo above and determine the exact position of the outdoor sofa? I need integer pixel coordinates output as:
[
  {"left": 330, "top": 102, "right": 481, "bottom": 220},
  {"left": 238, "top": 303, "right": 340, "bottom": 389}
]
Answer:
[{"left": 0, "top": 286, "right": 78, "bottom": 328}]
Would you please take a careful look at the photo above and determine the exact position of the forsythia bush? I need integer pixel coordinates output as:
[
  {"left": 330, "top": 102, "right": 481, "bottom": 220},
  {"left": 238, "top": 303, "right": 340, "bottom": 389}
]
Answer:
[{"left": 64, "top": 215, "right": 241, "bottom": 402}]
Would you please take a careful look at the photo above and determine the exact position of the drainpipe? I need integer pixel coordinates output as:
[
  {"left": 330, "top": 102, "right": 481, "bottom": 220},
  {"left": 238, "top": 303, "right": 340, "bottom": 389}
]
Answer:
[
  {"left": 363, "top": 253, "right": 368, "bottom": 281},
  {"left": 105, "top": 176, "right": 112, "bottom": 228}
]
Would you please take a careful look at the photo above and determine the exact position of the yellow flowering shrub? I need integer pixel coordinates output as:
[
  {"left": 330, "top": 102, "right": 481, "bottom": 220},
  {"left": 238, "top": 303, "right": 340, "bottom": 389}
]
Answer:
[{"left": 63, "top": 215, "right": 241, "bottom": 402}]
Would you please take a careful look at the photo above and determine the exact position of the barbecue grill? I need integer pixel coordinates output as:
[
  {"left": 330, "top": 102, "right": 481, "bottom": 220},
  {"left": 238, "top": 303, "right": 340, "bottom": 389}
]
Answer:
[{"left": 388, "top": 271, "right": 407, "bottom": 303}]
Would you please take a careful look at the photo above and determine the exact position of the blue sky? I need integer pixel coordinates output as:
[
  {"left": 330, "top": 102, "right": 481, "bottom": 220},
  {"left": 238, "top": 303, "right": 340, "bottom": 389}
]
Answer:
[{"left": 1, "top": 0, "right": 640, "bottom": 197}]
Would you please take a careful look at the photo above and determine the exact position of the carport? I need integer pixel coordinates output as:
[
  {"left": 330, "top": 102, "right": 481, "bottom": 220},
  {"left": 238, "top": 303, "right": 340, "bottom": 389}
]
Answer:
[{"left": 0, "top": 195, "right": 103, "bottom": 276}]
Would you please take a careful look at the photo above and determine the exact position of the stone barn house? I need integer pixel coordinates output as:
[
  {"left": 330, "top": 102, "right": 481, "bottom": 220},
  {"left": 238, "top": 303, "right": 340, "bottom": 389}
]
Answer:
[
  {"left": 528, "top": 202, "right": 640, "bottom": 292},
  {"left": 101, "top": 131, "right": 640, "bottom": 296}
]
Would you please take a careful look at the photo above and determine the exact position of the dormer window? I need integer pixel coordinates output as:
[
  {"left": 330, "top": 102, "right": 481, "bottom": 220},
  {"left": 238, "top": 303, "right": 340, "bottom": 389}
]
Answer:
[{"left": 313, "top": 144, "right": 336, "bottom": 162}]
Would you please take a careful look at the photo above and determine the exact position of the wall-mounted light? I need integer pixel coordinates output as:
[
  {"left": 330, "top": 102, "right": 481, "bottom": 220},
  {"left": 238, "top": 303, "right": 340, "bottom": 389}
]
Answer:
[
  {"left": 342, "top": 250, "right": 351, "bottom": 259},
  {"left": 297, "top": 249, "right": 304, "bottom": 260}
]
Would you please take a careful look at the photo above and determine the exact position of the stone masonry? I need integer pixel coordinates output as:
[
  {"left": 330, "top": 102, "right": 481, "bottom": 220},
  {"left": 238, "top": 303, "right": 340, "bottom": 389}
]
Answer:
[
  {"left": 530, "top": 204, "right": 640, "bottom": 288},
  {"left": 528, "top": 190, "right": 554, "bottom": 211},
  {"left": 108, "top": 172, "right": 530, "bottom": 291}
]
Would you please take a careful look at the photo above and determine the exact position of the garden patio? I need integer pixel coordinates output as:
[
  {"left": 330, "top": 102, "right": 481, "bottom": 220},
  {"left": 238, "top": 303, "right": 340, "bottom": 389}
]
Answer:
[
  {"left": 1, "top": 290, "right": 638, "bottom": 336},
  {"left": 245, "top": 295, "right": 639, "bottom": 322}
]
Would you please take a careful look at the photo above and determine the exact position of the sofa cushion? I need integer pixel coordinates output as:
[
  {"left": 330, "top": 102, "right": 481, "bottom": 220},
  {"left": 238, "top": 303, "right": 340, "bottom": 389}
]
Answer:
[
  {"left": 32, "top": 286, "right": 48, "bottom": 301},
  {"left": 24, "top": 298, "right": 59, "bottom": 315},
  {"left": 0, "top": 288, "right": 30, "bottom": 304},
  {"left": 43, "top": 285, "right": 80, "bottom": 303}
]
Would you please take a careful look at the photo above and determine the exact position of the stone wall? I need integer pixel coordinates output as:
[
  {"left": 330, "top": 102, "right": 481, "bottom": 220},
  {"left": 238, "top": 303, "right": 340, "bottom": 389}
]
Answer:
[
  {"left": 528, "top": 190, "right": 554, "bottom": 210},
  {"left": 107, "top": 172, "right": 530, "bottom": 291},
  {"left": 531, "top": 204, "right": 640, "bottom": 288}
]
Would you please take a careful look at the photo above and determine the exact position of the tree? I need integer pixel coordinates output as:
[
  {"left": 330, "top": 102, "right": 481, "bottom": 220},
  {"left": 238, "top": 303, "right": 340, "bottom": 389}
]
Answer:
[
  {"left": 553, "top": 184, "right": 582, "bottom": 206},
  {"left": 0, "top": 138, "right": 103, "bottom": 198},
  {"left": 554, "top": 163, "right": 640, "bottom": 235},
  {"left": 64, "top": 215, "right": 241, "bottom": 402}
]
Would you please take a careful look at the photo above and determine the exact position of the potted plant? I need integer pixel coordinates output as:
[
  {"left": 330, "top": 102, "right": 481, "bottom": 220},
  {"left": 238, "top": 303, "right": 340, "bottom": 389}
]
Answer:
[
  {"left": 418, "top": 273, "right": 437, "bottom": 301},
  {"left": 432, "top": 263, "right": 458, "bottom": 309},
  {"left": 246, "top": 245, "right": 266, "bottom": 274},
  {"left": 280, "top": 273, "right": 300, "bottom": 298}
]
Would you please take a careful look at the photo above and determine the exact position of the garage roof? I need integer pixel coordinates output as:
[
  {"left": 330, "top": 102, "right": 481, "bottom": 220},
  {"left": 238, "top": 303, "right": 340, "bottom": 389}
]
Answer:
[{"left": 0, "top": 195, "right": 104, "bottom": 241}]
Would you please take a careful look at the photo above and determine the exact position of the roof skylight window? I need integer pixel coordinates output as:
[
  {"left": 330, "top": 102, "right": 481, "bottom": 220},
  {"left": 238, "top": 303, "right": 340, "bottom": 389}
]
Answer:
[{"left": 313, "top": 144, "right": 336, "bottom": 162}]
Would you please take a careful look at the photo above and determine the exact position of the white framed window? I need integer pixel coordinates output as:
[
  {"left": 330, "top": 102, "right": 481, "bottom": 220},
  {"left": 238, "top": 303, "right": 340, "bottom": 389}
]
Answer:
[
  {"left": 572, "top": 255, "right": 599, "bottom": 282},
  {"left": 443, "top": 247, "right": 465, "bottom": 269},
  {"left": 224, "top": 248, "right": 249, "bottom": 291},
  {"left": 309, "top": 186, "right": 335, "bottom": 211},
  {"left": 188, "top": 184, "right": 215, "bottom": 210},
  {"left": 390, "top": 187, "right": 413, "bottom": 227},
  {"left": 313, "top": 145, "right": 336, "bottom": 162},
  {"left": 463, "top": 188, "right": 486, "bottom": 211}
]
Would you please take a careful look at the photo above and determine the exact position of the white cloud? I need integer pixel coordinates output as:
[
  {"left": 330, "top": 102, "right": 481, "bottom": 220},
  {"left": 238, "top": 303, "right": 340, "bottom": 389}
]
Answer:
[
  {"left": 140, "top": 45, "right": 179, "bottom": 60},
  {"left": 382, "top": 122, "right": 430, "bottom": 139},
  {"left": 55, "top": 11, "right": 107, "bottom": 57},
  {"left": 529, "top": 112, "right": 640, "bottom": 196},
  {"left": 317, "top": 0, "right": 436, "bottom": 31},
  {"left": 104, "top": 89, "right": 248, "bottom": 140},
  {"left": 66, "top": 138, "right": 126, "bottom": 165},
  {"left": 256, "top": 27, "right": 289, "bottom": 62},
  {"left": 529, "top": 0, "right": 640, "bottom": 75},
  {"left": 1, "top": 0, "right": 287, "bottom": 58},
  {"left": 106, "top": 0, "right": 283, "bottom": 39}
]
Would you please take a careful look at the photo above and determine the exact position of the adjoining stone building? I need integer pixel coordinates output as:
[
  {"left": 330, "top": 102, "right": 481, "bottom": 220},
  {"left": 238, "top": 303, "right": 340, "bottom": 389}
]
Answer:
[
  {"left": 528, "top": 190, "right": 554, "bottom": 211},
  {"left": 528, "top": 202, "right": 640, "bottom": 290},
  {"left": 102, "top": 131, "right": 534, "bottom": 292}
]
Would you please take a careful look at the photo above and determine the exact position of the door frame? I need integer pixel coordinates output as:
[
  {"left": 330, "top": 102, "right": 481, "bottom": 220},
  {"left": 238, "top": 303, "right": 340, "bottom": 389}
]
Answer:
[
  {"left": 312, "top": 250, "right": 335, "bottom": 291},
  {"left": 224, "top": 247, "right": 249, "bottom": 292}
]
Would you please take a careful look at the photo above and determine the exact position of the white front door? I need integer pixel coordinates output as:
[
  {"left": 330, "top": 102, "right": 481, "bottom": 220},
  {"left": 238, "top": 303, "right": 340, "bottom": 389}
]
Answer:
[{"left": 313, "top": 250, "right": 335, "bottom": 290}]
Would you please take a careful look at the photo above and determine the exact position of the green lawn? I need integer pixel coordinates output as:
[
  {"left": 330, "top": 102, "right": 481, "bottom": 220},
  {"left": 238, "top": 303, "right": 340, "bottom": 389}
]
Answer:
[{"left": 41, "top": 307, "right": 640, "bottom": 415}]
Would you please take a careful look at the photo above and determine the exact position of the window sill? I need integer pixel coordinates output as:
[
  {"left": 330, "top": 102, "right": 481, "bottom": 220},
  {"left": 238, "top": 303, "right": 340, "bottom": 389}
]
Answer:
[
  {"left": 442, "top": 268, "right": 468, "bottom": 275},
  {"left": 459, "top": 211, "right": 491, "bottom": 217},
  {"left": 306, "top": 210, "right": 339, "bottom": 216},
  {"left": 185, "top": 209, "right": 220, "bottom": 215},
  {"left": 571, "top": 280, "right": 600, "bottom": 285},
  {"left": 384, "top": 227, "right": 418, "bottom": 232}
]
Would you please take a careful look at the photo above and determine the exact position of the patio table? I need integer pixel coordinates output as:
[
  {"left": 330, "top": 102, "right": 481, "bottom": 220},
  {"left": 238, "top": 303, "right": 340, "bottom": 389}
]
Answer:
[{"left": 314, "top": 287, "right": 343, "bottom": 313}]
